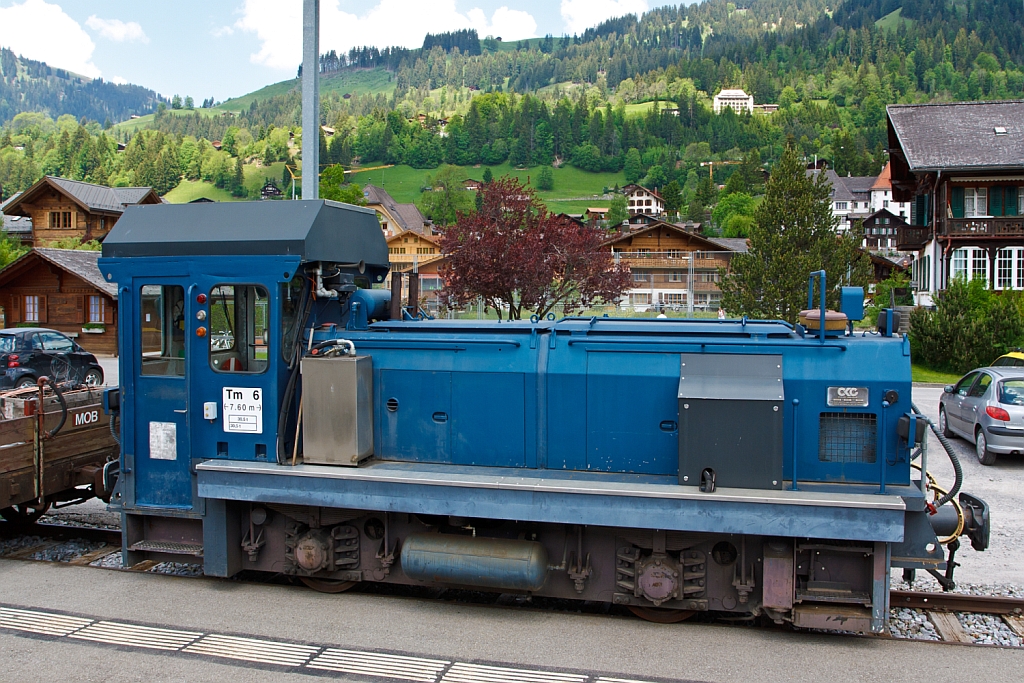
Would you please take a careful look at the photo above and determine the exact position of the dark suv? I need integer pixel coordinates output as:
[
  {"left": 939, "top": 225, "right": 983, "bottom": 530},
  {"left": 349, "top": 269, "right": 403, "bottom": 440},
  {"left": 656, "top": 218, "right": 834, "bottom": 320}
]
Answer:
[{"left": 0, "top": 328, "right": 104, "bottom": 390}]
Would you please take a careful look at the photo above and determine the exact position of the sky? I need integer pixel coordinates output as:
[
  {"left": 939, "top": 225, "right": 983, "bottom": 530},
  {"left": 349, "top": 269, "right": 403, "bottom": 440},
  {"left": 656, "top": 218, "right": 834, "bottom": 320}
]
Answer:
[{"left": 0, "top": 0, "right": 657, "bottom": 102}]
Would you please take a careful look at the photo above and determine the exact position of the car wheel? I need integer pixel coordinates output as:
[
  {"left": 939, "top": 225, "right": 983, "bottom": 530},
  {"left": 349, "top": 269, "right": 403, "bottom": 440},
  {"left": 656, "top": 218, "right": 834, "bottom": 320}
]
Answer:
[
  {"left": 975, "top": 428, "right": 997, "bottom": 466},
  {"left": 83, "top": 368, "right": 103, "bottom": 387},
  {"left": 15, "top": 377, "right": 36, "bottom": 390},
  {"left": 938, "top": 407, "right": 953, "bottom": 438}
]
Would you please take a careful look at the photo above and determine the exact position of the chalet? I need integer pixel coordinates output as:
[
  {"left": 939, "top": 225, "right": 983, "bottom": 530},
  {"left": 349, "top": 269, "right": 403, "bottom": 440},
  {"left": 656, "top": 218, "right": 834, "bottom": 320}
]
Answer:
[
  {"left": 888, "top": 100, "right": 1024, "bottom": 305},
  {"left": 363, "top": 185, "right": 432, "bottom": 237},
  {"left": 462, "top": 179, "right": 482, "bottom": 191},
  {"left": 862, "top": 209, "right": 907, "bottom": 252},
  {"left": 605, "top": 220, "right": 745, "bottom": 312},
  {"left": 386, "top": 230, "right": 441, "bottom": 271},
  {"left": 0, "top": 248, "right": 118, "bottom": 355},
  {"left": 584, "top": 207, "right": 609, "bottom": 224},
  {"left": 396, "top": 255, "right": 449, "bottom": 315},
  {"left": 260, "top": 180, "right": 283, "bottom": 200},
  {"left": 869, "top": 162, "right": 910, "bottom": 219},
  {"left": 0, "top": 176, "right": 160, "bottom": 247},
  {"left": 2, "top": 211, "right": 33, "bottom": 246},
  {"left": 622, "top": 184, "right": 664, "bottom": 217}
]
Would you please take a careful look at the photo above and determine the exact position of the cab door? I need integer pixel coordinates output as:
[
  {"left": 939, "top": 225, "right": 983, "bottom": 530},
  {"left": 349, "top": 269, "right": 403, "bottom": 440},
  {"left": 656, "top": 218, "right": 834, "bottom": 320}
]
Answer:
[{"left": 133, "top": 281, "right": 193, "bottom": 509}]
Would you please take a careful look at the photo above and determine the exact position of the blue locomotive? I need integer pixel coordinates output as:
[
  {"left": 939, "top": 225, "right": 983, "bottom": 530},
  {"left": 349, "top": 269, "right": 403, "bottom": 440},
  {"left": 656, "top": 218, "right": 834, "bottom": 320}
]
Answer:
[{"left": 98, "top": 200, "right": 988, "bottom": 632}]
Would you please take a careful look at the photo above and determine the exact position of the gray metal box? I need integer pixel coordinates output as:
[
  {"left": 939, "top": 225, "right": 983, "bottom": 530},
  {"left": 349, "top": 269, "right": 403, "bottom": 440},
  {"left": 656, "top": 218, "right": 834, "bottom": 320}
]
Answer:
[
  {"left": 301, "top": 355, "right": 374, "bottom": 466},
  {"left": 678, "top": 353, "right": 783, "bottom": 489}
]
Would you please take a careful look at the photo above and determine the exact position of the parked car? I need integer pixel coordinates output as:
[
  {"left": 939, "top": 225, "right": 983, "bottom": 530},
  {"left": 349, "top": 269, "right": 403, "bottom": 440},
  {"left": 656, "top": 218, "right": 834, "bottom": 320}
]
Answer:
[
  {"left": 939, "top": 366, "right": 1024, "bottom": 465},
  {"left": 992, "top": 350, "right": 1024, "bottom": 367},
  {"left": 0, "top": 328, "right": 104, "bottom": 390}
]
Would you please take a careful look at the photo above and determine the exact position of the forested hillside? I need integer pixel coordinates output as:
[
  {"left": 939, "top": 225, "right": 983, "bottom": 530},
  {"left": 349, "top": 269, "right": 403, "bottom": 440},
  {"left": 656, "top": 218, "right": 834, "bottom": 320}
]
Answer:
[
  {"left": 3, "top": 0, "right": 1024, "bottom": 230},
  {"left": 0, "top": 48, "right": 161, "bottom": 126}
]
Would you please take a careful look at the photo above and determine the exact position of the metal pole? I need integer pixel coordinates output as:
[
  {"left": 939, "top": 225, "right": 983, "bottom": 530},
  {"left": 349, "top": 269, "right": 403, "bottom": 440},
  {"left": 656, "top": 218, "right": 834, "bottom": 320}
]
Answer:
[{"left": 301, "top": 0, "right": 319, "bottom": 200}]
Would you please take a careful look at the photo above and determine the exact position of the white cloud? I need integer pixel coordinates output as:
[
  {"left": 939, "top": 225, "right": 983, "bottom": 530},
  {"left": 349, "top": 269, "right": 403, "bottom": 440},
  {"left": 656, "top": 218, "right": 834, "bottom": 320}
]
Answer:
[
  {"left": 560, "top": 0, "right": 649, "bottom": 35},
  {"left": 236, "top": 0, "right": 538, "bottom": 71},
  {"left": 211, "top": 25, "right": 235, "bottom": 38},
  {"left": 85, "top": 15, "right": 148, "bottom": 43},
  {"left": 110, "top": 76, "right": 128, "bottom": 85},
  {"left": 0, "top": 0, "right": 100, "bottom": 77}
]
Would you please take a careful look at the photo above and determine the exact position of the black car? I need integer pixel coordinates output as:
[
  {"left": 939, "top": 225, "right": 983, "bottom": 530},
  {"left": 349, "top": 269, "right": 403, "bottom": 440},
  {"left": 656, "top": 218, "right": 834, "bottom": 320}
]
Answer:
[{"left": 0, "top": 328, "right": 104, "bottom": 390}]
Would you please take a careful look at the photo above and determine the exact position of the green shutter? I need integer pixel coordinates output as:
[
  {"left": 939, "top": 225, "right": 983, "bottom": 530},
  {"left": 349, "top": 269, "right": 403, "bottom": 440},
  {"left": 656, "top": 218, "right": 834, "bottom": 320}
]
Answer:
[
  {"left": 1005, "top": 186, "right": 1019, "bottom": 216},
  {"left": 991, "top": 186, "right": 1003, "bottom": 217},
  {"left": 950, "top": 187, "right": 965, "bottom": 219},
  {"left": 915, "top": 195, "right": 926, "bottom": 225}
]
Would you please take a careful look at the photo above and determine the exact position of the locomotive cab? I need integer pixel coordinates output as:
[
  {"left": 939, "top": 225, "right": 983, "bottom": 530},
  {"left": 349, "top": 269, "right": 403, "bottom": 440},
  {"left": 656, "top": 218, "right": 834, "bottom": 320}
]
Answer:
[{"left": 100, "top": 201, "right": 988, "bottom": 633}]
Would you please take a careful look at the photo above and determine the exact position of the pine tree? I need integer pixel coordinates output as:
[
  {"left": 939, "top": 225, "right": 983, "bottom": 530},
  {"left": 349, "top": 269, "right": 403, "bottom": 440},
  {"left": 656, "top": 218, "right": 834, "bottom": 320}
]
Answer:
[
  {"left": 662, "top": 180, "right": 682, "bottom": 216},
  {"left": 482, "top": 167, "right": 493, "bottom": 185},
  {"left": 231, "top": 157, "right": 246, "bottom": 197},
  {"left": 719, "top": 146, "right": 871, "bottom": 323}
]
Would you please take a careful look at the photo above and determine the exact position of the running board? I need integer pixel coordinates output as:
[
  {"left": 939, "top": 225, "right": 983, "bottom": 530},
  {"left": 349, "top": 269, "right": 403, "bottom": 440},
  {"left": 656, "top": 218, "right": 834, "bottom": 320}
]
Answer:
[{"left": 128, "top": 540, "right": 204, "bottom": 557}]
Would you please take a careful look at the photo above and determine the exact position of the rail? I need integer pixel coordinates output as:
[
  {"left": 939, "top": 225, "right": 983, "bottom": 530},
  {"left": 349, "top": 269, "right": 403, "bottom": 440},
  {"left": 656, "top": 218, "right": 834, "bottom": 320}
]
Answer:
[{"left": 937, "top": 216, "right": 1024, "bottom": 238}]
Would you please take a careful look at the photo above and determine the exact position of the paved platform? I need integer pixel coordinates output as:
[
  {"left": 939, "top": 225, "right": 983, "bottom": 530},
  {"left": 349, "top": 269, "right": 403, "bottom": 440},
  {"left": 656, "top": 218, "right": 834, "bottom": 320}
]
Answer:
[{"left": 1, "top": 559, "right": 1021, "bottom": 683}]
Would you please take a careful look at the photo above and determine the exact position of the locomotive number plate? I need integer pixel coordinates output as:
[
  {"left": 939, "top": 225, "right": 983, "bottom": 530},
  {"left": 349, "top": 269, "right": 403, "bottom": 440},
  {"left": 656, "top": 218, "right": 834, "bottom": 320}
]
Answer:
[
  {"left": 222, "top": 387, "right": 263, "bottom": 434},
  {"left": 827, "top": 386, "right": 869, "bottom": 407}
]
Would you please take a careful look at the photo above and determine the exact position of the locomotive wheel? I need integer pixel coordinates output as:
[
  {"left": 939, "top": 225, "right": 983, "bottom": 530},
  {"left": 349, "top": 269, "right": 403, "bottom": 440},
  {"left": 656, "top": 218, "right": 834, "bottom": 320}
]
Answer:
[
  {"left": 627, "top": 605, "right": 696, "bottom": 623},
  {"left": 0, "top": 503, "right": 51, "bottom": 524},
  {"left": 299, "top": 577, "right": 357, "bottom": 593}
]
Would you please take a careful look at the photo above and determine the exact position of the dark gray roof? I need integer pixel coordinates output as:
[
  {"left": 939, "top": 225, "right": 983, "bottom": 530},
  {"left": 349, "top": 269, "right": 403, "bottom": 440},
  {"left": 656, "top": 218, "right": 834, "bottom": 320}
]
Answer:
[
  {"left": 2, "top": 214, "right": 32, "bottom": 235},
  {"left": 0, "top": 191, "right": 21, "bottom": 213},
  {"left": 34, "top": 248, "right": 117, "bottom": 297},
  {"left": 888, "top": 100, "right": 1024, "bottom": 171},
  {"left": 842, "top": 176, "right": 876, "bottom": 196},
  {"left": 807, "top": 169, "right": 856, "bottom": 202},
  {"left": 363, "top": 184, "right": 427, "bottom": 232},
  {"left": 706, "top": 237, "right": 749, "bottom": 252},
  {"left": 101, "top": 200, "right": 390, "bottom": 278},
  {"left": 47, "top": 177, "right": 154, "bottom": 213}
]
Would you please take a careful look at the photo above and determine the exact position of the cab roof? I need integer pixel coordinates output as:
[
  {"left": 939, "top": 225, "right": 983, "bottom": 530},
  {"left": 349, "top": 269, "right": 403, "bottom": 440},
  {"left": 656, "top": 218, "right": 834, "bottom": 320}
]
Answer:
[{"left": 101, "top": 200, "right": 389, "bottom": 274}]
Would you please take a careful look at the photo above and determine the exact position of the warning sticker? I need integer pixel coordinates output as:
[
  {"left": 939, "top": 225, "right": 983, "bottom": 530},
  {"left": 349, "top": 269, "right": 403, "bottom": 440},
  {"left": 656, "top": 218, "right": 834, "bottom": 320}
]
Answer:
[{"left": 222, "top": 387, "right": 263, "bottom": 434}]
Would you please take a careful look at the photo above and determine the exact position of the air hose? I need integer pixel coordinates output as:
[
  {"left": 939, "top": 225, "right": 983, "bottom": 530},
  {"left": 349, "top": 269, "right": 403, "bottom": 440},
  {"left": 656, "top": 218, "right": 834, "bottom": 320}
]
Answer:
[
  {"left": 911, "top": 402, "right": 962, "bottom": 509},
  {"left": 41, "top": 378, "right": 68, "bottom": 439}
]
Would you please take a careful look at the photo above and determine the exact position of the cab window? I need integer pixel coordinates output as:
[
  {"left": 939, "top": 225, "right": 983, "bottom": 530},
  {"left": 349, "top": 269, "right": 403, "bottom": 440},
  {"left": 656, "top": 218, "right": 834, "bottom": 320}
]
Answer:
[
  {"left": 140, "top": 285, "right": 186, "bottom": 377},
  {"left": 209, "top": 284, "right": 269, "bottom": 373},
  {"left": 39, "top": 332, "right": 74, "bottom": 352}
]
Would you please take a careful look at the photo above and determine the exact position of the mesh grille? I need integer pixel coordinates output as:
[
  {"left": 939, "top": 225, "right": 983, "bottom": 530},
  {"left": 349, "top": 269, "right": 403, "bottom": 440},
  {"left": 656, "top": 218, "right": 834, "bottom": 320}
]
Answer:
[{"left": 819, "top": 412, "right": 877, "bottom": 463}]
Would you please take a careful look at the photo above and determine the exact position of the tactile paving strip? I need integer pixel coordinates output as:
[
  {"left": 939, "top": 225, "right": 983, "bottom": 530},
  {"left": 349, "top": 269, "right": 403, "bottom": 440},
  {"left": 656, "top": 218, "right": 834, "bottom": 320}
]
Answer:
[
  {"left": 308, "top": 648, "right": 450, "bottom": 681},
  {"left": 69, "top": 620, "right": 202, "bottom": 650},
  {"left": 0, "top": 607, "right": 92, "bottom": 636},
  {"left": 1, "top": 603, "right": 665, "bottom": 683}
]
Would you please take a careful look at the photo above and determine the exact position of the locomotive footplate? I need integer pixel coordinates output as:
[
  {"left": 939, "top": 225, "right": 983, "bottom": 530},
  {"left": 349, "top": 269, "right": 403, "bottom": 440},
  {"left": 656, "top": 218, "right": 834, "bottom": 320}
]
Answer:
[{"left": 197, "top": 460, "right": 906, "bottom": 542}]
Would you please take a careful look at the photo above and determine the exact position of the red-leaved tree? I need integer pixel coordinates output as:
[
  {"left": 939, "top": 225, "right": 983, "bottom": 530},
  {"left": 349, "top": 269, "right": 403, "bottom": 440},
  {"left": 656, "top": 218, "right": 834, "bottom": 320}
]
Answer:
[{"left": 439, "top": 177, "right": 631, "bottom": 320}]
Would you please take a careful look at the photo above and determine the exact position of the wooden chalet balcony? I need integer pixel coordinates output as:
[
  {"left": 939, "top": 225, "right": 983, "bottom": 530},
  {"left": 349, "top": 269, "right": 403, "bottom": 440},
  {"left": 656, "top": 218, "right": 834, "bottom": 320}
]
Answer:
[
  {"left": 895, "top": 226, "right": 929, "bottom": 251},
  {"left": 937, "top": 216, "right": 1024, "bottom": 239},
  {"left": 614, "top": 252, "right": 731, "bottom": 270}
]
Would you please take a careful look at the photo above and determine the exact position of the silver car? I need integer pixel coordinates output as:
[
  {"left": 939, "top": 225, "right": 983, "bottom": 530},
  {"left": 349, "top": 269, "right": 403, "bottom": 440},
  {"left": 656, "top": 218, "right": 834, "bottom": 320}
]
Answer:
[{"left": 939, "top": 367, "right": 1024, "bottom": 465}]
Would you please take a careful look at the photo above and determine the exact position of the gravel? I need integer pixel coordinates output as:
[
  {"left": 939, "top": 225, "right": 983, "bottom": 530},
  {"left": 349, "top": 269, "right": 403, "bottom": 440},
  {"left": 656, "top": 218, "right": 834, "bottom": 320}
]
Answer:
[
  {"left": 0, "top": 535, "right": 45, "bottom": 556},
  {"left": 148, "top": 562, "right": 204, "bottom": 577},
  {"left": 889, "top": 608, "right": 941, "bottom": 640},
  {"left": 958, "top": 613, "right": 1023, "bottom": 646},
  {"left": 90, "top": 551, "right": 124, "bottom": 569},
  {"left": 28, "top": 539, "right": 107, "bottom": 563}
]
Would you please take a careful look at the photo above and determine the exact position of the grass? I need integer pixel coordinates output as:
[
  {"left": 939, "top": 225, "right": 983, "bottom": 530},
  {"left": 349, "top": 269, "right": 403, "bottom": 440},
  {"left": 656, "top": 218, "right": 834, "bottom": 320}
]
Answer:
[
  {"left": 215, "top": 68, "right": 397, "bottom": 113},
  {"left": 622, "top": 101, "right": 677, "bottom": 117},
  {"left": 912, "top": 364, "right": 962, "bottom": 385},
  {"left": 875, "top": 8, "right": 913, "bottom": 32},
  {"left": 163, "top": 180, "right": 237, "bottom": 203},
  {"left": 346, "top": 162, "right": 626, "bottom": 212}
]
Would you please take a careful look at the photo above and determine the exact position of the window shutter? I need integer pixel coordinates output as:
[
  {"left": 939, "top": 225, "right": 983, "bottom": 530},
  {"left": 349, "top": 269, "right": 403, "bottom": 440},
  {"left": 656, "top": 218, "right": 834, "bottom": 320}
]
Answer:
[
  {"left": 990, "top": 187, "right": 1003, "bottom": 217},
  {"left": 950, "top": 187, "right": 964, "bottom": 219},
  {"left": 76, "top": 295, "right": 86, "bottom": 323},
  {"left": 102, "top": 298, "right": 113, "bottom": 325},
  {"left": 8, "top": 296, "right": 20, "bottom": 323},
  {"left": 1006, "top": 186, "right": 1019, "bottom": 216},
  {"left": 914, "top": 195, "right": 926, "bottom": 225},
  {"left": 37, "top": 296, "right": 47, "bottom": 323}
]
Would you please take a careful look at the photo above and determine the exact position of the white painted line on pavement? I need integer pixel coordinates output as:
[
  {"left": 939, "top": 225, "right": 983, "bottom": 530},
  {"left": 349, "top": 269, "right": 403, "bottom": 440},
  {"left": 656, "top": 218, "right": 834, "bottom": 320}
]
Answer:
[
  {"left": 441, "top": 661, "right": 588, "bottom": 683},
  {"left": 0, "top": 606, "right": 93, "bottom": 636},
  {"left": 308, "top": 648, "right": 450, "bottom": 681},
  {"left": 184, "top": 633, "right": 321, "bottom": 666},
  {"left": 69, "top": 620, "right": 202, "bottom": 650}
]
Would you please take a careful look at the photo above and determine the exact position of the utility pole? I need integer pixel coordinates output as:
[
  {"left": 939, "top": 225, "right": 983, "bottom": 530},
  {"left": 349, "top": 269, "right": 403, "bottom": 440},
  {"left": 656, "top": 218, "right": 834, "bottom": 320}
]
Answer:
[{"left": 301, "top": 0, "right": 319, "bottom": 200}]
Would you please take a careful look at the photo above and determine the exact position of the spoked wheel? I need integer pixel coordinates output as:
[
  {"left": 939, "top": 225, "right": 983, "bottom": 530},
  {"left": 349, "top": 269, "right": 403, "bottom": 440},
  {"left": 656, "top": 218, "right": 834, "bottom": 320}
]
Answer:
[
  {"left": 627, "top": 605, "right": 696, "bottom": 623},
  {"left": 0, "top": 502, "right": 51, "bottom": 524},
  {"left": 299, "top": 577, "right": 357, "bottom": 593}
]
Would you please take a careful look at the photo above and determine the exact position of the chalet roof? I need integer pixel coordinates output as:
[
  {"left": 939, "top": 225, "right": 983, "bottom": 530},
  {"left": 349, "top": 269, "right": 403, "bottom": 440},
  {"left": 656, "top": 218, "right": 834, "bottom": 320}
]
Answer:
[
  {"left": 0, "top": 248, "right": 116, "bottom": 298},
  {"left": 1, "top": 176, "right": 159, "bottom": 217},
  {"left": 887, "top": 100, "right": 1024, "bottom": 171},
  {"left": 387, "top": 230, "right": 439, "bottom": 245},
  {"left": 807, "top": 169, "right": 856, "bottom": 202},
  {"left": 842, "top": 176, "right": 876, "bottom": 195},
  {"left": 706, "top": 237, "right": 749, "bottom": 253},
  {"left": 2, "top": 213, "right": 32, "bottom": 235},
  {"left": 871, "top": 162, "right": 893, "bottom": 190},
  {"left": 603, "top": 220, "right": 743, "bottom": 252},
  {"left": 363, "top": 184, "right": 429, "bottom": 233},
  {"left": 622, "top": 184, "right": 663, "bottom": 201},
  {"left": 863, "top": 208, "right": 907, "bottom": 225}
]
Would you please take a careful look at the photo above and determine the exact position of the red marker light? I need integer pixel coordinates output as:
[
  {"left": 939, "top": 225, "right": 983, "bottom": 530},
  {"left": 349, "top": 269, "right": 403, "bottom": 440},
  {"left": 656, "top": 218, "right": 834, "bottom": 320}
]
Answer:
[
  {"left": 7, "top": 354, "right": 18, "bottom": 368},
  {"left": 986, "top": 406, "right": 1011, "bottom": 421},
  {"left": 197, "top": 293, "right": 207, "bottom": 304},
  {"left": 196, "top": 327, "right": 207, "bottom": 338}
]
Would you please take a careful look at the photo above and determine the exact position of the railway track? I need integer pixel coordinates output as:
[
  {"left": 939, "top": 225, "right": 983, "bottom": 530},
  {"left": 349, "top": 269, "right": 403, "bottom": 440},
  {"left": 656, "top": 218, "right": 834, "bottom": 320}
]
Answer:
[{"left": 2, "top": 520, "right": 1022, "bottom": 647}]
